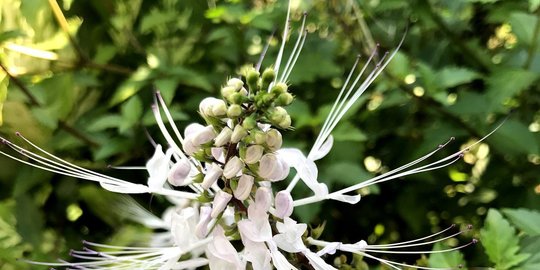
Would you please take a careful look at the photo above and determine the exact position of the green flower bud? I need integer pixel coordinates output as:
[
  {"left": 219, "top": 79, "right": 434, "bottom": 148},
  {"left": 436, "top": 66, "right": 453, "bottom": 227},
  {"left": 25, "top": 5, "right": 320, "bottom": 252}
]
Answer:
[
  {"left": 221, "top": 86, "right": 236, "bottom": 99},
  {"left": 239, "top": 87, "right": 248, "bottom": 97},
  {"left": 231, "top": 125, "right": 248, "bottom": 143},
  {"left": 253, "top": 130, "right": 267, "bottom": 145},
  {"left": 275, "top": 92, "right": 294, "bottom": 106},
  {"left": 242, "top": 116, "right": 257, "bottom": 130},
  {"left": 227, "top": 92, "right": 245, "bottom": 104},
  {"left": 261, "top": 68, "right": 275, "bottom": 90},
  {"left": 270, "top": 82, "right": 288, "bottom": 96},
  {"left": 246, "top": 69, "right": 260, "bottom": 92},
  {"left": 227, "top": 78, "right": 244, "bottom": 90},
  {"left": 278, "top": 114, "right": 291, "bottom": 129},
  {"left": 227, "top": 104, "right": 242, "bottom": 118},
  {"left": 269, "top": 106, "right": 288, "bottom": 124}
]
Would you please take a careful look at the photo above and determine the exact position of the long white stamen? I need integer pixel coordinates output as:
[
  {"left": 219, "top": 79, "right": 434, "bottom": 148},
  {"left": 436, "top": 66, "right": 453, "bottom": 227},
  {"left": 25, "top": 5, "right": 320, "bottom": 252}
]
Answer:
[
  {"left": 273, "top": 0, "right": 292, "bottom": 83},
  {"left": 0, "top": 136, "right": 199, "bottom": 199},
  {"left": 279, "top": 12, "right": 308, "bottom": 83},
  {"left": 155, "top": 92, "right": 185, "bottom": 146}
]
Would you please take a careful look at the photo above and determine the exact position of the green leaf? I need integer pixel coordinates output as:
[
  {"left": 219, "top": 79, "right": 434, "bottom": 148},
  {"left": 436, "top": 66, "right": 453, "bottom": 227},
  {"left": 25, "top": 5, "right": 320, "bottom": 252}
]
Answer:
[
  {"left": 428, "top": 242, "right": 466, "bottom": 268},
  {"left": 321, "top": 162, "right": 372, "bottom": 187},
  {"left": 509, "top": 12, "right": 538, "bottom": 47},
  {"left": 447, "top": 91, "right": 489, "bottom": 117},
  {"left": 14, "top": 194, "right": 44, "bottom": 247},
  {"left": 520, "top": 236, "right": 540, "bottom": 270},
  {"left": 139, "top": 9, "right": 178, "bottom": 33},
  {"left": 0, "top": 73, "right": 8, "bottom": 126},
  {"left": 332, "top": 122, "right": 368, "bottom": 142},
  {"left": 502, "top": 208, "right": 540, "bottom": 236},
  {"left": 109, "top": 67, "right": 151, "bottom": 106},
  {"left": 435, "top": 66, "right": 480, "bottom": 88},
  {"left": 120, "top": 95, "right": 143, "bottom": 133},
  {"left": 87, "top": 114, "right": 124, "bottom": 132},
  {"left": 480, "top": 209, "right": 530, "bottom": 270},
  {"left": 486, "top": 68, "right": 539, "bottom": 112},
  {"left": 489, "top": 119, "right": 539, "bottom": 156}
]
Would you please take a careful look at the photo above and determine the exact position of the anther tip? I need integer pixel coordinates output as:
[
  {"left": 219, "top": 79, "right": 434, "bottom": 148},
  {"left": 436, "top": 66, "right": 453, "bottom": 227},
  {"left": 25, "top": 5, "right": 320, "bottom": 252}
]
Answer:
[
  {"left": 472, "top": 238, "right": 479, "bottom": 244},
  {"left": 81, "top": 239, "right": 88, "bottom": 244},
  {"left": 450, "top": 223, "right": 456, "bottom": 228},
  {"left": 303, "top": 11, "right": 308, "bottom": 16},
  {"left": 458, "top": 264, "right": 463, "bottom": 268},
  {"left": 15, "top": 131, "right": 21, "bottom": 136},
  {"left": 107, "top": 164, "right": 112, "bottom": 168},
  {"left": 69, "top": 249, "right": 74, "bottom": 256},
  {"left": 450, "top": 136, "right": 455, "bottom": 141},
  {"left": 467, "top": 224, "right": 473, "bottom": 230}
]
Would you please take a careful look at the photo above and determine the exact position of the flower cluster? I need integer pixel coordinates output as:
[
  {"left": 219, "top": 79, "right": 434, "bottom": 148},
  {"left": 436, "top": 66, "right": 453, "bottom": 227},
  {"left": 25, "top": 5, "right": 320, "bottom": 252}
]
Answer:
[{"left": 0, "top": 1, "right": 497, "bottom": 269}]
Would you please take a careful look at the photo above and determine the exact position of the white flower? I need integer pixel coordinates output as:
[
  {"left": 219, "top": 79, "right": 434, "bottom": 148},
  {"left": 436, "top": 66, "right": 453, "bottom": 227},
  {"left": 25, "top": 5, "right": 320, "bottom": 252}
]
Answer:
[{"left": 206, "top": 226, "right": 245, "bottom": 270}]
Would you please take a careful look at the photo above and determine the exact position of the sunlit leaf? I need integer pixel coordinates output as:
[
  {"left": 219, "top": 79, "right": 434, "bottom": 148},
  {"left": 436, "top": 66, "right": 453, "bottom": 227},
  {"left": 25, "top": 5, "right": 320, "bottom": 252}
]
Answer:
[{"left": 480, "top": 209, "right": 530, "bottom": 270}]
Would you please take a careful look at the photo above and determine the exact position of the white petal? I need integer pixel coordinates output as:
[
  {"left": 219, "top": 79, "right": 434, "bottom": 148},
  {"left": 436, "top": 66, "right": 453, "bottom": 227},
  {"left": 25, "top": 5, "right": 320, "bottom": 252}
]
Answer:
[
  {"left": 278, "top": 148, "right": 327, "bottom": 197},
  {"left": 309, "top": 135, "right": 334, "bottom": 161},
  {"left": 327, "top": 193, "right": 361, "bottom": 204}
]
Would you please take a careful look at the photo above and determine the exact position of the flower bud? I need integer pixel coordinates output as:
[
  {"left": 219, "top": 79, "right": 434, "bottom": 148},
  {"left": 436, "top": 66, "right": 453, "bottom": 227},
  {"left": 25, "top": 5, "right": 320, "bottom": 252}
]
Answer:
[
  {"left": 223, "top": 156, "right": 244, "bottom": 179},
  {"left": 195, "top": 206, "right": 212, "bottom": 238},
  {"left": 227, "top": 92, "right": 244, "bottom": 104},
  {"left": 275, "top": 92, "right": 294, "bottom": 106},
  {"left": 214, "top": 127, "right": 232, "bottom": 147},
  {"left": 211, "top": 190, "right": 232, "bottom": 218},
  {"left": 258, "top": 153, "right": 279, "bottom": 179},
  {"left": 202, "top": 163, "right": 223, "bottom": 190},
  {"left": 258, "top": 153, "right": 289, "bottom": 181},
  {"left": 231, "top": 125, "right": 248, "bottom": 143},
  {"left": 221, "top": 86, "right": 236, "bottom": 99},
  {"left": 278, "top": 114, "right": 291, "bottom": 129},
  {"left": 246, "top": 69, "right": 260, "bottom": 91},
  {"left": 168, "top": 159, "right": 191, "bottom": 186},
  {"left": 254, "top": 187, "right": 272, "bottom": 211},
  {"left": 233, "top": 174, "right": 254, "bottom": 200},
  {"left": 193, "top": 125, "right": 216, "bottom": 145},
  {"left": 239, "top": 87, "right": 248, "bottom": 97},
  {"left": 211, "top": 102, "right": 227, "bottom": 117},
  {"left": 270, "top": 82, "right": 288, "bottom": 96},
  {"left": 244, "top": 145, "right": 264, "bottom": 164},
  {"left": 266, "top": 128, "right": 283, "bottom": 151},
  {"left": 274, "top": 190, "right": 294, "bottom": 218},
  {"left": 227, "top": 104, "right": 242, "bottom": 118},
  {"left": 211, "top": 147, "right": 225, "bottom": 163},
  {"left": 227, "top": 77, "right": 244, "bottom": 90},
  {"left": 252, "top": 130, "right": 266, "bottom": 145},
  {"left": 269, "top": 106, "right": 288, "bottom": 124},
  {"left": 242, "top": 116, "right": 257, "bottom": 130},
  {"left": 261, "top": 68, "right": 275, "bottom": 89},
  {"left": 199, "top": 97, "right": 227, "bottom": 117}
]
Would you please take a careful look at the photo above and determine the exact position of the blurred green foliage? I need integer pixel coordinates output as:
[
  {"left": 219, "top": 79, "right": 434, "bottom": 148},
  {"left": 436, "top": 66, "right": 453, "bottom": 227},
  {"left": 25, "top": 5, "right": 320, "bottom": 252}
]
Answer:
[{"left": 0, "top": 0, "right": 538, "bottom": 269}]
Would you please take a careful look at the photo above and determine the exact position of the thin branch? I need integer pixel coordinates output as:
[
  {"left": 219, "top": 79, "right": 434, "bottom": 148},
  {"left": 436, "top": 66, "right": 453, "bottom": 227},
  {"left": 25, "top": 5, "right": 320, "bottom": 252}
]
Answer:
[{"left": 0, "top": 61, "right": 100, "bottom": 147}]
